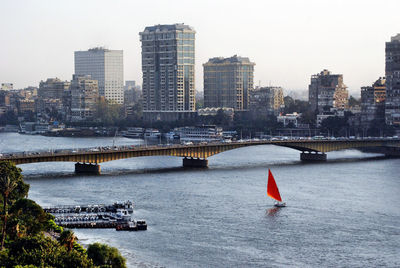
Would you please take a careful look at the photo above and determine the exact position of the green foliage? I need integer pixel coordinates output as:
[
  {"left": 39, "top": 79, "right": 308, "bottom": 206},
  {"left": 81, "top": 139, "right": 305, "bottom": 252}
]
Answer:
[
  {"left": 95, "top": 99, "right": 125, "bottom": 126},
  {"left": 1, "top": 234, "right": 93, "bottom": 268},
  {"left": 0, "top": 110, "right": 19, "bottom": 126},
  {"left": 47, "top": 219, "right": 63, "bottom": 233},
  {"left": 320, "top": 116, "right": 349, "bottom": 136},
  {"left": 87, "top": 242, "right": 126, "bottom": 268},
  {"left": 0, "top": 161, "right": 30, "bottom": 249},
  {"left": 284, "top": 96, "right": 310, "bottom": 114},
  {"left": 0, "top": 161, "right": 30, "bottom": 205},
  {"left": 0, "top": 161, "right": 126, "bottom": 268},
  {"left": 232, "top": 113, "right": 281, "bottom": 137},
  {"left": 59, "top": 229, "right": 76, "bottom": 251},
  {"left": 73, "top": 241, "right": 87, "bottom": 254},
  {"left": 348, "top": 95, "right": 361, "bottom": 107},
  {"left": 8, "top": 198, "right": 53, "bottom": 239}
]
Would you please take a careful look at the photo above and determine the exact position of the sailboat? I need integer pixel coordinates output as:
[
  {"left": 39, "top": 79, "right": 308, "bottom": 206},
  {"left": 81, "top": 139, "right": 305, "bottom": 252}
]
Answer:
[{"left": 267, "top": 169, "right": 286, "bottom": 207}]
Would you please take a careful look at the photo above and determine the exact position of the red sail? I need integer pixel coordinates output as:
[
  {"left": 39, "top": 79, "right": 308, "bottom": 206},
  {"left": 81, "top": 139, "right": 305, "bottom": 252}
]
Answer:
[{"left": 267, "top": 169, "right": 282, "bottom": 202}]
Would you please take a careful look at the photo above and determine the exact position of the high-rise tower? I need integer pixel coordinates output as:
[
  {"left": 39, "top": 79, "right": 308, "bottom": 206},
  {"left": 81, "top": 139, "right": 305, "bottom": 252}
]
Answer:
[
  {"left": 203, "top": 55, "right": 255, "bottom": 111},
  {"left": 74, "top": 47, "right": 124, "bottom": 104},
  {"left": 385, "top": 34, "right": 400, "bottom": 125},
  {"left": 139, "top": 24, "right": 196, "bottom": 121},
  {"left": 308, "top": 69, "right": 348, "bottom": 113}
]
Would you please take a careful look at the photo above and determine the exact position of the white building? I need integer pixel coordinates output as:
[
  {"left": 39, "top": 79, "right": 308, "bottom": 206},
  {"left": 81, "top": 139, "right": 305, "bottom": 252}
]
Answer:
[
  {"left": 277, "top": 113, "right": 301, "bottom": 127},
  {"left": 1, "top": 83, "right": 13, "bottom": 91},
  {"left": 74, "top": 47, "right": 124, "bottom": 104}
]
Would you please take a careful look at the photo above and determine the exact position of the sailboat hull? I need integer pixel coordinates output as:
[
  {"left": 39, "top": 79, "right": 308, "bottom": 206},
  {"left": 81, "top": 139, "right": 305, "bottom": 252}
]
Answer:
[{"left": 274, "top": 202, "right": 286, "bottom": 207}]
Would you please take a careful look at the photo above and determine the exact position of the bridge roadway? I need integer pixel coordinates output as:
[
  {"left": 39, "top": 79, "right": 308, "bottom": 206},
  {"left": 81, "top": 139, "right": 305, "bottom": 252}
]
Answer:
[{"left": 1, "top": 138, "right": 400, "bottom": 174}]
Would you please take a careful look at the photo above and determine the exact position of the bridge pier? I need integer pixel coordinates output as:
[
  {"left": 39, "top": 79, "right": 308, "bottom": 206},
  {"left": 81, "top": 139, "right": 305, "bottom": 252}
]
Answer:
[
  {"left": 300, "top": 152, "right": 327, "bottom": 162},
  {"left": 183, "top": 157, "right": 208, "bottom": 168},
  {"left": 75, "top": 163, "right": 101, "bottom": 175}
]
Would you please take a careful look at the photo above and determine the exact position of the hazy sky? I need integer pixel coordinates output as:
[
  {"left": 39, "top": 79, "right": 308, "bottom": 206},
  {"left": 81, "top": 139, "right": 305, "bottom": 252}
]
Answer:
[{"left": 0, "top": 0, "right": 399, "bottom": 96}]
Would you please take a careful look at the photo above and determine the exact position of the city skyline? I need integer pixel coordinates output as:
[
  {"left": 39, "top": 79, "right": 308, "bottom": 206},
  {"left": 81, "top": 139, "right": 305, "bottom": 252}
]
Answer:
[{"left": 0, "top": 0, "right": 399, "bottom": 96}]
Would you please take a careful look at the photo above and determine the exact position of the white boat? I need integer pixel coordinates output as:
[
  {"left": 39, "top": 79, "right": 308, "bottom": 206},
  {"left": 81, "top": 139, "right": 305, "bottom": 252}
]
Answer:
[
  {"left": 175, "top": 125, "right": 223, "bottom": 142},
  {"left": 144, "top": 129, "right": 161, "bottom": 139},
  {"left": 123, "top": 127, "right": 144, "bottom": 139}
]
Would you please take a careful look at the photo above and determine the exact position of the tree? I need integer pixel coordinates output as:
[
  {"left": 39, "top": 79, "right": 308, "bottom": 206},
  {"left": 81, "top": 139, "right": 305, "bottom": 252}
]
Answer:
[
  {"left": 8, "top": 199, "right": 52, "bottom": 239},
  {"left": 87, "top": 242, "right": 126, "bottom": 268},
  {"left": 94, "top": 98, "right": 125, "bottom": 126},
  {"left": 348, "top": 95, "right": 361, "bottom": 107},
  {"left": 2, "top": 234, "right": 93, "bottom": 267},
  {"left": 59, "top": 229, "right": 76, "bottom": 252},
  {"left": 0, "top": 161, "right": 29, "bottom": 250},
  {"left": 320, "top": 116, "right": 349, "bottom": 137}
]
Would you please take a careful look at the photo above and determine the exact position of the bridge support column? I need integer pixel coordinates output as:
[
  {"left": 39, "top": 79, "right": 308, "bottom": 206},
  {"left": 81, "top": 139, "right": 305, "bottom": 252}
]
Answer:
[
  {"left": 75, "top": 163, "right": 101, "bottom": 175},
  {"left": 300, "top": 152, "right": 327, "bottom": 162},
  {"left": 183, "top": 157, "right": 208, "bottom": 168}
]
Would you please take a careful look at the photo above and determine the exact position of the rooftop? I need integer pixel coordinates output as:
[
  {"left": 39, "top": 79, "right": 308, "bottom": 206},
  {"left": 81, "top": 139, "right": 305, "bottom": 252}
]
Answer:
[
  {"left": 391, "top": 33, "right": 400, "bottom": 42},
  {"left": 205, "top": 55, "right": 255, "bottom": 65},
  {"left": 141, "top": 23, "right": 195, "bottom": 33}
]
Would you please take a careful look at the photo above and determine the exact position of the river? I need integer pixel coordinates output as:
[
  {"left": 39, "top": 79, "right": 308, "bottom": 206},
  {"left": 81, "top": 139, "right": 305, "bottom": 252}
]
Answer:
[{"left": 0, "top": 133, "right": 399, "bottom": 267}]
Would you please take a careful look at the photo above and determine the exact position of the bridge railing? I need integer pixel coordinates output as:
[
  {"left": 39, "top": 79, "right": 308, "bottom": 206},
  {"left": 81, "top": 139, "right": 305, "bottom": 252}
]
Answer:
[{"left": 0, "top": 137, "right": 399, "bottom": 160}]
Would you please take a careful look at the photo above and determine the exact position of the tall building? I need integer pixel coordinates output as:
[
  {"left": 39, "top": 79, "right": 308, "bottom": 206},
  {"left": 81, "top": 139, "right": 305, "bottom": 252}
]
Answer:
[
  {"left": 68, "top": 75, "right": 99, "bottom": 121},
  {"left": 360, "top": 77, "right": 386, "bottom": 127},
  {"left": 74, "top": 47, "right": 124, "bottom": 104},
  {"left": 139, "top": 24, "right": 196, "bottom": 121},
  {"left": 124, "top": 80, "right": 141, "bottom": 105},
  {"left": 38, "top": 78, "right": 70, "bottom": 99},
  {"left": 250, "top": 86, "right": 284, "bottom": 117},
  {"left": 308, "top": 69, "right": 348, "bottom": 113},
  {"left": 203, "top": 55, "right": 255, "bottom": 111},
  {"left": 385, "top": 34, "right": 400, "bottom": 126}
]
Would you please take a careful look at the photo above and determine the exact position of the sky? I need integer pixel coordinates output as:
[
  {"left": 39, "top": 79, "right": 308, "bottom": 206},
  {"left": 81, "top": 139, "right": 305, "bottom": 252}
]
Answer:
[{"left": 0, "top": 0, "right": 399, "bottom": 97}]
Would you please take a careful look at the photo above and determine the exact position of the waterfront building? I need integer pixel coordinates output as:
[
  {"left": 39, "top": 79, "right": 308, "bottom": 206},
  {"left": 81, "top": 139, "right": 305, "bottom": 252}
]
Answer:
[
  {"left": 277, "top": 113, "right": 301, "bottom": 127},
  {"left": 17, "top": 99, "right": 35, "bottom": 115},
  {"left": 360, "top": 77, "right": 386, "bottom": 127},
  {"left": 37, "top": 78, "right": 70, "bottom": 120},
  {"left": 385, "top": 34, "right": 400, "bottom": 126},
  {"left": 68, "top": 75, "right": 99, "bottom": 121},
  {"left": 74, "top": 47, "right": 124, "bottom": 104},
  {"left": 0, "top": 90, "right": 11, "bottom": 107},
  {"left": 308, "top": 69, "right": 348, "bottom": 113},
  {"left": 38, "top": 78, "right": 70, "bottom": 99},
  {"left": 203, "top": 55, "right": 255, "bottom": 111},
  {"left": 139, "top": 24, "right": 196, "bottom": 121},
  {"left": 250, "top": 86, "right": 284, "bottom": 118},
  {"left": 1, "top": 83, "right": 13, "bottom": 91}
]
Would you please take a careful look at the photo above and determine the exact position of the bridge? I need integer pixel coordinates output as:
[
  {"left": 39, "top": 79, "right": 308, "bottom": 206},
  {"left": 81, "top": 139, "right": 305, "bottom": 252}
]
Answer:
[{"left": 1, "top": 138, "right": 400, "bottom": 174}]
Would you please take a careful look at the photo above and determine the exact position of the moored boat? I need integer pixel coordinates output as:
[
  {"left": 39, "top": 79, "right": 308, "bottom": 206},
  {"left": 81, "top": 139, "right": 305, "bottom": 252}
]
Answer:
[{"left": 116, "top": 220, "right": 147, "bottom": 231}]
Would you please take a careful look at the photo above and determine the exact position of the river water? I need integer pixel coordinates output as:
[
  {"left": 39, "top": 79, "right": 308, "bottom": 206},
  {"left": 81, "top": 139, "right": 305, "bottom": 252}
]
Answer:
[{"left": 0, "top": 133, "right": 399, "bottom": 267}]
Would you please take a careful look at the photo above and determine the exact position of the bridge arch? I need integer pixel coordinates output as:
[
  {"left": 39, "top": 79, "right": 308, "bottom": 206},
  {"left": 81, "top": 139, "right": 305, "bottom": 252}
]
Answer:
[{"left": 2, "top": 139, "right": 400, "bottom": 174}]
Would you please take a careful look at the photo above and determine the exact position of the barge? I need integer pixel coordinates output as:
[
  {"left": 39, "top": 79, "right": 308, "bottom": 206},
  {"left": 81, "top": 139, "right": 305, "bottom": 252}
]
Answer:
[{"left": 45, "top": 201, "right": 146, "bottom": 231}]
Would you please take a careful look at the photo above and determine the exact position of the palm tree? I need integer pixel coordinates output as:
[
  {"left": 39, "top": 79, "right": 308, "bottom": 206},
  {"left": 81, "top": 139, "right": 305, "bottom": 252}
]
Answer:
[
  {"left": 59, "top": 229, "right": 76, "bottom": 251},
  {"left": 0, "top": 175, "right": 17, "bottom": 250}
]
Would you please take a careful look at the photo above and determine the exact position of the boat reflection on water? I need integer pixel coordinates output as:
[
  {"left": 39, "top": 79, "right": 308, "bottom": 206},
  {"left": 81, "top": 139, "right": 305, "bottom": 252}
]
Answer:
[{"left": 266, "top": 206, "right": 282, "bottom": 217}]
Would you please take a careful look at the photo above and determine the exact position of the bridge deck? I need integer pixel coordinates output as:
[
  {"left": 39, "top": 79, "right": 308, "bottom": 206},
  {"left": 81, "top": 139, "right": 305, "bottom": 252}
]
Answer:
[{"left": 1, "top": 138, "right": 399, "bottom": 165}]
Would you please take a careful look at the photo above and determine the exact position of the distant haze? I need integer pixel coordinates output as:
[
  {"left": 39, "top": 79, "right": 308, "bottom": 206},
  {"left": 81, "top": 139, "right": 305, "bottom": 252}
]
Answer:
[{"left": 0, "top": 0, "right": 399, "bottom": 97}]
